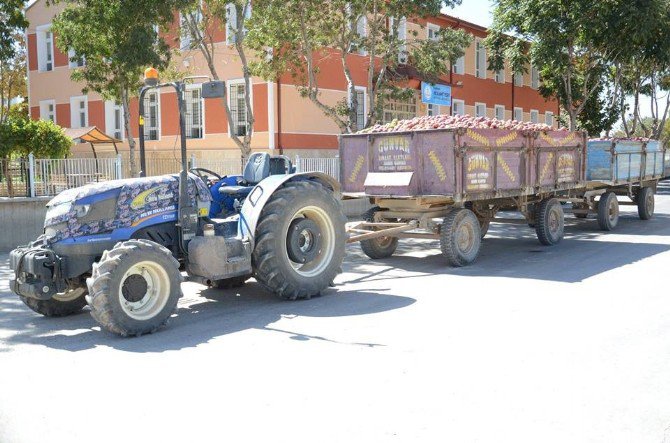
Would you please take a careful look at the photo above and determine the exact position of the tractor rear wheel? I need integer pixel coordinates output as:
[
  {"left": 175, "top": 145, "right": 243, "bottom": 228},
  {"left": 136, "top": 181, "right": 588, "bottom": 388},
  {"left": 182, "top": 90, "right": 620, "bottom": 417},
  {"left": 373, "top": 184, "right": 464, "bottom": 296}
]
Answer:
[
  {"left": 86, "top": 239, "right": 182, "bottom": 337},
  {"left": 252, "top": 181, "right": 346, "bottom": 300},
  {"left": 20, "top": 286, "right": 87, "bottom": 317},
  {"left": 360, "top": 208, "right": 399, "bottom": 259}
]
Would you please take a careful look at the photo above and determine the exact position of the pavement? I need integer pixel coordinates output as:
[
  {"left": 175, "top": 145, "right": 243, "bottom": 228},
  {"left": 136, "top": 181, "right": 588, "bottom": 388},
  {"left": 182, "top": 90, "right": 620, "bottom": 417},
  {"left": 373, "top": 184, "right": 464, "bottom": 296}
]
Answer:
[{"left": 2, "top": 182, "right": 670, "bottom": 443}]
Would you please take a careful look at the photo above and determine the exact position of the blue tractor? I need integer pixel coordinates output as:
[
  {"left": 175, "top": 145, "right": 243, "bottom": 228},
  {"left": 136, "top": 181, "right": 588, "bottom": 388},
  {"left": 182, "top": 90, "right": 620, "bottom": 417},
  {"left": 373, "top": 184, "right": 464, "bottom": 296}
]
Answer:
[{"left": 9, "top": 72, "right": 346, "bottom": 336}]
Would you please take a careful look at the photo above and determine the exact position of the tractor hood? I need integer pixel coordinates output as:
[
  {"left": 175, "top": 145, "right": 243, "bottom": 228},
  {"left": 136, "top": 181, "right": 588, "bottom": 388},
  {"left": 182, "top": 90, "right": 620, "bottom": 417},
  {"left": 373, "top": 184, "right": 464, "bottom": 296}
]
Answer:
[{"left": 44, "top": 174, "right": 211, "bottom": 244}]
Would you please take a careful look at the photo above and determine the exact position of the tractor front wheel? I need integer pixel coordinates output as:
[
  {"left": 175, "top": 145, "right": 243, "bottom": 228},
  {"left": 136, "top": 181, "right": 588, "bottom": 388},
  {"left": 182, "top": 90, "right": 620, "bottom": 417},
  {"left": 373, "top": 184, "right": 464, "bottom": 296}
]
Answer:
[
  {"left": 86, "top": 239, "right": 182, "bottom": 337},
  {"left": 252, "top": 181, "right": 346, "bottom": 300},
  {"left": 20, "top": 286, "right": 87, "bottom": 317}
]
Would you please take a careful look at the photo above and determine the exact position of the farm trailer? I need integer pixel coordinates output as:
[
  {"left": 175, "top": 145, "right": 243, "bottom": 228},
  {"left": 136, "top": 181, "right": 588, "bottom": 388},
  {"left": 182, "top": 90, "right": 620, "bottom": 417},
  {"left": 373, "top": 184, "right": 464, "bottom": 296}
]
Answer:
[
  {"left": 339, "top": 127, "right": 588, "bottom": 266},
  {"left": 568, "top": 139, "right": 666, "bottom": 231}
]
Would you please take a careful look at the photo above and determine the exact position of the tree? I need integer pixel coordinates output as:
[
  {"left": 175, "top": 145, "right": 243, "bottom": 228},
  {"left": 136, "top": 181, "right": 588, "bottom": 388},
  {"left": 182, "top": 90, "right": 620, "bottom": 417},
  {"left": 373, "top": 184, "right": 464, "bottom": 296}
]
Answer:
[
  {"left": 0, "top": 0, "right": 27, "bottom": 61},
  {"left": 0, "top": 33, "right": 27, "bottom": 124},
  {"left": 246, "top": 0, "right": 470, "bottom": 134},
  {"left": 614, "top": 117, "right": 670, "bottom": 146},
  {"left": 0, "top": 115, "right": 71, "bottom": 196},
  {"left": 180, "top": 0, "right": 255, "bottom": 159},
  {"left": 53, "top": 0, "right": 188, "bottom": 177}
]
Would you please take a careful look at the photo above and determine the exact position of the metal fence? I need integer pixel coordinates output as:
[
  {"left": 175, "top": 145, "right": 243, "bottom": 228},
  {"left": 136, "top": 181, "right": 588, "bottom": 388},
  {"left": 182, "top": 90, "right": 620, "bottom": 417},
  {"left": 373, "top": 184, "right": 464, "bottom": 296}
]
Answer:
[{"left": 0, "top": 154, "right": 340, "bottom": 197}]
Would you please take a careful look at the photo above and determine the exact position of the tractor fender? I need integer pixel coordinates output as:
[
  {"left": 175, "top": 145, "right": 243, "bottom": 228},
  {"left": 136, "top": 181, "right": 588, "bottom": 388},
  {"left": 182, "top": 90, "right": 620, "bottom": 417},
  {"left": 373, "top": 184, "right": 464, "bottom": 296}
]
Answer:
[{"left": 239, "top": 172, "right": 340, "bottom": 247}]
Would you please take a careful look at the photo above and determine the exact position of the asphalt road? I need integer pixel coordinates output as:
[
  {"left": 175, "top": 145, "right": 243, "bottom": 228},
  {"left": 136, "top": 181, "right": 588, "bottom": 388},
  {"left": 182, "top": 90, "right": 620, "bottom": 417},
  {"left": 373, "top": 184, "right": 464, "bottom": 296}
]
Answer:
[{"left": 2, "top": 183, "right": 670, "bottom": 443}]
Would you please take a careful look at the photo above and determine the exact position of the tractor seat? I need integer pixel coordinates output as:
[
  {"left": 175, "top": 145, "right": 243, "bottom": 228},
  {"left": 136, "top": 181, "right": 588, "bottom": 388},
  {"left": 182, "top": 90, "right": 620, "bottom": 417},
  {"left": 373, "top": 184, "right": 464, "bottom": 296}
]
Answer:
[{"left": 219, "top": 152, "right": 271, "bottom": 199}]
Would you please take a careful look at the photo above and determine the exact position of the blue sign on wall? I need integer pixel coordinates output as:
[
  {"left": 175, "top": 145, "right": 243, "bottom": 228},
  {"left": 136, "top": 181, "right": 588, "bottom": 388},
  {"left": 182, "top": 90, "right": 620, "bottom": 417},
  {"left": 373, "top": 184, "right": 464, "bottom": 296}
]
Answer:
[{"left": 421, "top": 82, "right": 452, "bottom": 107}]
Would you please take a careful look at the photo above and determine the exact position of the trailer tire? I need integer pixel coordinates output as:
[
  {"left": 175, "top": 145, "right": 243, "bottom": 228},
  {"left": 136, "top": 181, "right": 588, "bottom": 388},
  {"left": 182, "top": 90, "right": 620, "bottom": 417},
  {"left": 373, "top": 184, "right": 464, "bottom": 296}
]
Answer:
[
  {"left": 535, "top": 198, "right": 564, "bottom": 246},
  {"left": 440, "top": 209, "right": 482, "bottom": 267},
  {"left": 479, "top": 219, "right": 491, "bottom": 239},
  {"left": 637, "top": 187, "right": 655, "bottom": 220},
  {"left": 360, "top": 208, "right": 399, "bottom": 259},
  {"left": 597, "top": 192, "right": 619, "bottom": 231},
  {"left": 86, "top": 239, "right": 182, "bottom": 337},
  {"left": 252, "top": 181, "right": 346, "bottom": 301},
  {"left": 20, "top": 287, "right": 87, "bottom": 317}
]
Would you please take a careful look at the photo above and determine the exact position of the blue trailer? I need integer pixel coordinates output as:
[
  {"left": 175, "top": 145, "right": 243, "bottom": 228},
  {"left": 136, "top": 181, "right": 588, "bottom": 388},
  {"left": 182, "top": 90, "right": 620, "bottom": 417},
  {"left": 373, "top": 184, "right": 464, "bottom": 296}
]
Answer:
[{"left": 568, "top": 139, "right": 666, "bottom": 231}]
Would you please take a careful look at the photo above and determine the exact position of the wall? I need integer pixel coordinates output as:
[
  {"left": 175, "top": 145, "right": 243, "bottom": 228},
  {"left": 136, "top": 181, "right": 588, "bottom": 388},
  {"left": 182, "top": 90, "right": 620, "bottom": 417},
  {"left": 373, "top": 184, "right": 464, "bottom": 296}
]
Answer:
[{"left": 0, "top": 197, "right": 50, "bottom": 251}]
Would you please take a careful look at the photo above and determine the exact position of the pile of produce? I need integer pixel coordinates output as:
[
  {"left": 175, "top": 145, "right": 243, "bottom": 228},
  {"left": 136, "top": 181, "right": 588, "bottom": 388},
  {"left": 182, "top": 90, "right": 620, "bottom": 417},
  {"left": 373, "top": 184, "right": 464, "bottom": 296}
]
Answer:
[
  {"left": 590, "top": 137, "right": 653, "bottom": 142},
  {"left": 357, "top": 114, "right": 568, "bottom": 134}
]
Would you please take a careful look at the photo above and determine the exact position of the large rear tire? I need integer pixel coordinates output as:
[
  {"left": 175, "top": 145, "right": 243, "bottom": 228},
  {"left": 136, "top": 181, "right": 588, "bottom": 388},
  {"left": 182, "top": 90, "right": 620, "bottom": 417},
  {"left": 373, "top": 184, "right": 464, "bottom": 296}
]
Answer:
[
  {"left": 637, "top": 187, "right": 655, "bottom": 220},
  {"left": 360, "top": 208, "right": 399, "bottom": 259},
  {"left": 440, "top": 208, "right": 482, "bottom": 267},
  {"left": 535, "top": 198, "right": 564, "bottom": 246},
  {"left": 20, "top": 287, "right": 87, "bottom": 317},
  {"left": 597, "top": 192, "right": 619, "bottom": 231},
  {"left": 252, "top": 181, "right": 346, "bottom": 300},
  {"left": 86, "top": 239, "right": 182, "bottom": 337}
]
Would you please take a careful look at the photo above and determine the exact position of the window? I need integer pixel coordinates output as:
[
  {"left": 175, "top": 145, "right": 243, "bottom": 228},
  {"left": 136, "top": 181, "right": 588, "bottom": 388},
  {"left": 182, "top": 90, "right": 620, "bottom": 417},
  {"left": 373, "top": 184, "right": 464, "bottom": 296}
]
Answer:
[
  {"left": 350, "top": 87, "right": 366, "bottom": 131},
  {"left": 70, "top": 96, "right": 88, "bottom": 129},
  {"left": 494, "top": 105, "right": 505, "bottom": 120},
  {"left": 391, "top": 17, "right": 407, "bottom": 64},
  {"left": 226, "top": 2, "right": 251, "bottom": 45},
  {"left": 36, "top": 25, "right": 54, "bottom": 72},
  {"left": 356, "top": 16, "right": 367, "bottom": 55},
  {"left": 105, "top": 101, "right": 124, "bottom": 140},
  {"left": 531, "top": 66, "right": 540, "bottom": 89},
  {"left": 514, "top": 72, "right": 523, "bottom": 87},
  {"left": 383, "top": 93, "right": 416, "bottom": 123},
  {"left": 514, "top": 107, "right": 523, "bottom": 122},
  {"left": 185, "top": 86, "right": 204, "bottom": 139},
  {"left": 530, "top": 109, "right": 539, "bottom": 123},
  {"left": 475, "top": 39, "right": 486, "bottom": 79},
  {"left": 545, "top": 111, "right": 554, "bottom": 127},
  {"left": 427, "top": 104, "right": 441, "bottom": 116},
  {"left": 142, "top": 91, "right": 161, "bottom": 141},
  {"left": 39, "top": 100, "right": 56, "bottom": 122},
  {"left": 228, "top": 81, "right": 249, "bottom": 137},
  {"left": 68, "top": 49, "right": 85, "bottom": 68},
  {"left": 453, "top": 56, "right": 465, "bottom": 75},
  {"left": 451, "top": 99, "right": 465, "bottom": 116},
  {"left": 475, "top": 103, "right": 486, "bottom": 118},
  {"left": 495, "top": 68, "right": 505, "bottom": 83},
  {"left": 427, "top": 24, "right": 440, "bottom": 41}
]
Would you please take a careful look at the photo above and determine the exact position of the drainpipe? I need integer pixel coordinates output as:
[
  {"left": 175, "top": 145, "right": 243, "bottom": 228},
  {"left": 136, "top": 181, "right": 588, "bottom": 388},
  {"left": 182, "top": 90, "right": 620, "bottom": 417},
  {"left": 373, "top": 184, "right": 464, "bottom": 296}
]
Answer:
[{"left": 277, "top": 77, "right": 283, "bottom": 155}]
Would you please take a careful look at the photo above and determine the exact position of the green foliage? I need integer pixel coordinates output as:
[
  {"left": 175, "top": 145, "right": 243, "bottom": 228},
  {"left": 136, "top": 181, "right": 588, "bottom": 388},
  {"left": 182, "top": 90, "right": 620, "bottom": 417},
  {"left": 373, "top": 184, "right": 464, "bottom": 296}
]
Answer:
[
  {"left": 0, "top": 0, "right": 27, "bottom": 62},
  {"left": 0, "top": 117, "right": 71, "bottom": 159},
  {"left": 246, "top": 0, "right": 467, "bottom": 133},
  {"left": 52, "top": 0, "right": 186, "bottom": 102}
]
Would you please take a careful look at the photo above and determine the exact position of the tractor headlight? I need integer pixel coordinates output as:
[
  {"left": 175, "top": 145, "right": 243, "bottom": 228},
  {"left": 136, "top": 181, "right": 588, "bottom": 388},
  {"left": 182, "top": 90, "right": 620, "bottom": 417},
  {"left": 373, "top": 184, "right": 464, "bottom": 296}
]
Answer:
[{"left": 76, "top": 197, "right": 118, "bottom": 224}]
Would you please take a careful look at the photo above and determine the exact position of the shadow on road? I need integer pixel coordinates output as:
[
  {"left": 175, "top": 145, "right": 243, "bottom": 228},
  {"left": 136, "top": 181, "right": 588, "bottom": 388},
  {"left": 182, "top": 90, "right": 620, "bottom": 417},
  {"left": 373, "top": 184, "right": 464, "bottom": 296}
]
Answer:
[
  {"left": 0, "top": 276, "right": 415, "bottom": 353},
  {"left": 341, "top": 210, "right": 670, "bottom": 285}
]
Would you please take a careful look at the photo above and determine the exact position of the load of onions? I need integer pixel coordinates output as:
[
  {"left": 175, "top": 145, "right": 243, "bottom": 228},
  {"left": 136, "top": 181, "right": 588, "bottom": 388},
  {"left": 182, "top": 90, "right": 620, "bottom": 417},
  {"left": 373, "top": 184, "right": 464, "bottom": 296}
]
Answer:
[{"left": 357, "top": 114, "right": 568, "bottom": 134}]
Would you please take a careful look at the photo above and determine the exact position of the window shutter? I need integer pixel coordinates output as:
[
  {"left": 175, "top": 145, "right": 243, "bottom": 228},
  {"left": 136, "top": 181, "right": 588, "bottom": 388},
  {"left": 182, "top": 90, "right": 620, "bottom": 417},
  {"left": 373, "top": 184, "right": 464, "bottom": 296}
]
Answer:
[{"left": 226, "top": 3, "right": 238, "bottom": 45}]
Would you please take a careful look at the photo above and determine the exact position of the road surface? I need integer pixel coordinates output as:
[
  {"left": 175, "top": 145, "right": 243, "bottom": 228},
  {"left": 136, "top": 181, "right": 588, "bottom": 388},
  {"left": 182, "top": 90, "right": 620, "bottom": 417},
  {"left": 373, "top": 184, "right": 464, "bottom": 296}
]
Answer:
[{"left": 2, "top": 183, "right": 670, "bottom": 443}]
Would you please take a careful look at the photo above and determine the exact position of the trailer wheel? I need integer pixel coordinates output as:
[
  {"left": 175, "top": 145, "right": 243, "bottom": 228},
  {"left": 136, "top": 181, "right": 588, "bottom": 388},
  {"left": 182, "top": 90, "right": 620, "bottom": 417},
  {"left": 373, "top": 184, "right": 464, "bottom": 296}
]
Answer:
[
  {"left": 535, "top": 198, "right": 564, "bottom": 246},
  {"left": 597, "top": 192, "right": 619, "bottom": 231},
  {"left": 86, "top": 239, "right": 182, "bottom": 337},
  {"left": 479, "top": 218, "right": 491, "bottom": 239},
  {"left": 637, "top": 187, "right": 655, "bottom": 220},
  {"left": 360, "top": 208, "right": 399, "bottom": 259},
  {"left": 440, "top": 209, "right": 482, "bottom": 267},
  {"left": 252, "top": 181, "right": 346, "bottom": 300},
  {"left": 20, "top": 286, "right": 87, "bottom": 317}
]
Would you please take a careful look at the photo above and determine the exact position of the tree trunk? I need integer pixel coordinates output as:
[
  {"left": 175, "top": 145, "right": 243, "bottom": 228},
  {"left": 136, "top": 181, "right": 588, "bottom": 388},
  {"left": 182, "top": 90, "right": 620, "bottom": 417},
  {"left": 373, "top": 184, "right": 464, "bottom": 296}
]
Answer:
[
  {"left": 121, "top": 88, "right": 138, "bottom": 177},
  {"left": 2, "top": 157, "right": 14, "bottom": 197}
]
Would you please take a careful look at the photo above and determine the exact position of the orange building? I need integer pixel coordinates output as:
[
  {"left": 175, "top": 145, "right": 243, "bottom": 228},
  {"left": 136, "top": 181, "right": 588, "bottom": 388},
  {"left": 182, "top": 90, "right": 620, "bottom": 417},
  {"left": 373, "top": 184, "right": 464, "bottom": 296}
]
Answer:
[{"left": 25, "top": 0, "right": 559, "bottom": 161}]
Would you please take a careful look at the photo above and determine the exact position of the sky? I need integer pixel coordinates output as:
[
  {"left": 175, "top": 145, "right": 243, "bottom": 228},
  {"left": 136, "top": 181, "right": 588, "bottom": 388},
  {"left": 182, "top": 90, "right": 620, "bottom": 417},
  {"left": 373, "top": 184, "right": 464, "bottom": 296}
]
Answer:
[{"left": 444, "top": 0, "right": 494, "bottom": 28}]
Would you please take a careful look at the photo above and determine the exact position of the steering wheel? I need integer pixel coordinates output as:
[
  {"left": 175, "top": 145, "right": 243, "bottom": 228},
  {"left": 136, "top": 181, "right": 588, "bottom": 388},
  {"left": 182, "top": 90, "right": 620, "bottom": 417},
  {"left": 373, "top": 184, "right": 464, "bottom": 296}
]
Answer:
[{"left": 190, "top": 168, "right": 223, "bottom": 187}]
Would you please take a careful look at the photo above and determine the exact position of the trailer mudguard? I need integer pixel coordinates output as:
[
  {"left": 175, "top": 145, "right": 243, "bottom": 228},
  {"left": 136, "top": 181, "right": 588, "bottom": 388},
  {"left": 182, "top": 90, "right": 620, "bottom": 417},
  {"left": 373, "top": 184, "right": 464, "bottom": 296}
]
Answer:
[{"left": 239, "top": 172, "right": 340, "bottom": 247}]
